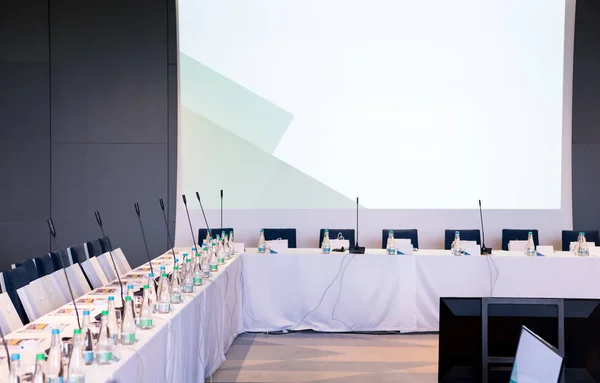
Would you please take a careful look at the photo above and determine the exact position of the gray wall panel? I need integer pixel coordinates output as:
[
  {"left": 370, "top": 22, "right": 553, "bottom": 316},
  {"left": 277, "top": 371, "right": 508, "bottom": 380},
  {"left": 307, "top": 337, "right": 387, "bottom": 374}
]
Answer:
[
  {"left": 0, "top": 222, "right": 51, "bottom": 266},
  {"left": 0, "top": 0, "right": 49, "bottom": 63}
]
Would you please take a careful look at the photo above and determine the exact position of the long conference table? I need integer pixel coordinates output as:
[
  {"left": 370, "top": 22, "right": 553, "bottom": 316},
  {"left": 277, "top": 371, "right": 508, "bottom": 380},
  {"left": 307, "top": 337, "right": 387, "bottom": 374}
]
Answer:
[{"left": 3, "top": 247, "right": 600, "bottom": 381}]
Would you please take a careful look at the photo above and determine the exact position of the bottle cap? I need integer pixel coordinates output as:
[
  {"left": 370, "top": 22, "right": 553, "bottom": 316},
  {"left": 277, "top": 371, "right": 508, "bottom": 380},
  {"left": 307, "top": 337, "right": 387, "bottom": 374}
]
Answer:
[
  {"left": 101, "top": 310, "right": 109, "bottom": 316},
  {"left": 143, "top": 284, "right": 149, "bottom": 289},
  {"left": 74, "top": 329, "right": 82, "bottom": 335},
  {"left": 125, "top": 295, "right": 132, "bottom": 301},
  {"left": 51, "top": 329, "right": 60, "bottom": 335},
  {"left": 127, "top": 284, "right": 134, "bottom": 289},
  {"left": 528, "top": 231, "right": 533, "bottom": 235},
  {"left": 162, "top": 273, "right": 168, "bottom": 277},
  {"left": 174, "top": 258, "right": 179, "bottom": 263},
  {"left": 389, "top": 230, "right": 394, "bottom": 234},
  {"left": 148, "top": 273, "right": 155, "bottom": 277},
  {"left": 260, "top": 229, "right": 264, "bottom": 232},
  {"left": 455, "top": 231, "right": 460, "bottom": 234},
  {"left": 324, "top": 229, "right": 329, "bottom": 232},
  {"left": 83, "top": 310, "right": 90, "bottom": 316},
  {"left": 10, "top": 354, "right": 20, "bottom": 361},
  {"left": 160, "top": 266, "right": 166, "bottom": 270},
  {"left": 108, "top": 296, "right": 115, "bottom": 301},
  {"left": 183, "top": 253, "right": 188, "bottom": 257},
  {"left": 35, "top": 353, "right": 45, "bottom": 361}
]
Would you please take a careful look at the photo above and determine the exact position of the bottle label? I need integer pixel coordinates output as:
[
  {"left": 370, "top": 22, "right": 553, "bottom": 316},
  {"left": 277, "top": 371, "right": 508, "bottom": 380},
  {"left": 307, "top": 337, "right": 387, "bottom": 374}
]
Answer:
[
  {"left": 171, "top": 293, "right": 182, "bottom": 304},
  {"left": 67, "top": 376, "right": 84, "bottom": 383},
  {"left": 98, "top": 351, "right": 113, "bottom": 363},
  {"left": 387, "top": 248, "right": 395, "bottom": 255},
  {"left": 258, "top": 246, "right": 266, "bottom": 253},
  {"left": 210, "top": 264, "right": 218, "bottom": 272},
  {"left": 83, "top": 350, "right": 94, "bottom": 364},
  {"left": 218, "top": 257, "right": 225, "bottom": 264},
  {"left": 183, "top": 284, "right": 193, "bottom": 293},
  {"left": 323, "top": 246, "right": 330, "bottom": 254},
  {"left": 140, "top": 318, "right": 153, "bottom": 328},
  {"left": 48, "top": 377, "right": 64, "bottom": 383},
  {"left": 158, "top": 303, "right": 170, "bottom": 313},
  {"left": 193, "top": 277, "right": 203, "bottom": 285},
  {"left": 122, "top": 333, "right": 136, "bottom": 344}
]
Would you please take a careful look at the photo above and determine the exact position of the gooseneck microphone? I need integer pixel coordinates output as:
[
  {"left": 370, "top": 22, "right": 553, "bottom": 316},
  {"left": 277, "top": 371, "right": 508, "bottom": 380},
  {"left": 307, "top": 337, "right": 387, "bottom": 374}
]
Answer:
[
  {"left": 94, "top": 211, "right": 125, "bottom": 310},
  {"left": 182, "top": 195, "right": 199, "bottom": 252},
  {"left": 134, "top": 203, "right": 154, "bottom": 275},
  {"left": 479, "top": 200, "right": 492, "bottom": 255},
  {"left": 159, "top": 198, "right": 177, "bottom": 259},
  {"left": 47, "top": 218, "right": 82, "bottom": 328},
  {"left": 349, "top": 197, "right": 365, "bottom": 254},
  {"left": 220, "top": 189, "right": 223, "bottom": 231},
  {"left": 195, "top": 191, "right": 212, "bottom": 238}
]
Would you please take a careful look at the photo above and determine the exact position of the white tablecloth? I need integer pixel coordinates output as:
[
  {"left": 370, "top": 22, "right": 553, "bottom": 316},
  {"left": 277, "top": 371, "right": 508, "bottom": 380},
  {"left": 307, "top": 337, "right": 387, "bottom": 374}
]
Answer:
[{"left": 241, "top": 249, "right": 600, "bottom": 333}]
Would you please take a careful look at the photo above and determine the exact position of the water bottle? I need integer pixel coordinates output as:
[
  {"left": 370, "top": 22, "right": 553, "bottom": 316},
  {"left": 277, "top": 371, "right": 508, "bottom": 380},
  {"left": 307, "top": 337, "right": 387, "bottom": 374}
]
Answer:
[
  {"left": 217, "top": 239, "right": 226, "bottom": 265},
  {"left": 451, "top": 231, "right": 462, "bottom": 256},
  {"left": 201, "top": 244, "right": 210, "bottom": 279},
  {"left": 193, "top": 252, "right": 204, "bottom": 285},
  {"left": 32, "top": 353, "right": 46, "bottom": 383},
  {"left": 210, "top": 241, "right": 218, "bottom": 273},
  {"left": 126, "top": 284, "right": 136, "bottom": 319},
  {"left": 170, "top": 266, "right": 183, "bottom": 304},
  {"left": 577, "top": 232, "right": 589, "bottom": 256},
  {"left": 47, "top": 329, "right": 64, "bottom": 382},
  {"left": 67, "top": 329, "right": 85, "bottom": 383},
  {"left": 182, "top": 252, "right": 189, "bottom": 268},
  {"left": 157, "top": 273, "right": 171, "bottom": 313},
  {"left": 159, "top": 265, "right": 166, "bottom": 275},
  {"left": 258, "top": 229, "right": 266, "bottom": 253},
  {"left": 121, "top": 296, "right": 136, "bottom": 345},
  {"left": 96, "top": 311, "right": 113, "bottom": 365},
  {"left": 229, "top": 231, "right": 235, "bottom": 255},
  {"left": 182, "top": 258, "right": 194, "bottom": 293},
  {"left": 525, "top": 232, "right": 536, "bottom": 256},
  {"left": 322, "top": 229, "right": 331, "bottom": 254},
  {"left": 224, "top": 234, "right": 232, "bottom": 260},
  {"left": 147, "top": 273, "right": 157, "bottom": 311},
  {"left": 107, "top": 296, "right": 119, "bottom": 344},
  {"left": 8, "top": 353, "right": 21, "bottom": 383},
  {"left": 139, "top": 285, "right": 153, "bottom": 330},
  {"left": 81, "top": 310, "right": 94, "bottom": 365},
  {"left": 386, "top": 230, "right": 396, "bottom": 255}
]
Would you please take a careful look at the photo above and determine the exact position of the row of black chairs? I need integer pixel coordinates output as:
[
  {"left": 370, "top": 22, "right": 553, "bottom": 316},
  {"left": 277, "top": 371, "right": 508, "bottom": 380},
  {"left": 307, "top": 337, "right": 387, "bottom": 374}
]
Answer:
[
  {"left": 1, "top": 236, "right": 113, "bottom": 325},
  {"left": 200, "top": 228, "right": 599, "bottom": 251}
]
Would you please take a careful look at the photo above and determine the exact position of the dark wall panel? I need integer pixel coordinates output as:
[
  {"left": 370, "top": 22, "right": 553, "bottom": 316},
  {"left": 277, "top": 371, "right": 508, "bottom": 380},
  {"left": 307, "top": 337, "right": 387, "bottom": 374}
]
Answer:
[{"left": 0, "top": 0, "right": 49, "bottom": 63}]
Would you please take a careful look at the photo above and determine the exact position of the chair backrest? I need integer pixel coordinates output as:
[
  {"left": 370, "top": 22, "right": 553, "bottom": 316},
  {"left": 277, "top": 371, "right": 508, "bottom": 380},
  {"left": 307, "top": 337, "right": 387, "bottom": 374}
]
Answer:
[
  {"left": 45, "top": 271, "right": 71, "bottom": 307},
  {"left": 98, "top": 236, "right": 113, "bottom": 253},
  {"left": 198, "top": 228, "right": 234, "bottom": 242},
  {"left": 12, "top": 259, "right": 39, "bottom": 282},
  {"left": 0, "top": 292, "right": 23, "bottom": 334},
  {"left": 502, "top": 229, "right": 539, "bottom": 251},
  {"left": 112, "top": 248, "right": 132, "bottom": 274},
  {"left": 80, "top": 257, "right": 110, "bottom": 288},
  {"left": 0, "top": 267, "right": 30, "bottom": 325},
  {"left": 263, "top": 228, "right": 297, "bottom": 248},
  {"left": 49, "top": 249, "right": 69, "bottom": 270},
  {"left": 382, "top": 229, "right": 419, "bottom": 249},
  {"left": 64, "top": 264, "right": 92, "bottom": 297},
  {"left": 561, "top": 230, "right": 600, "bottom": 251},
  {"left": 34, "top": 254, "right": 56, "bottom": 278},
  {"left": 17, "top": 277, "right": 55, "bottom": 321},
  {"left": 68, "top": 244, "right": 88, "bottom": 264},
  {"left": 444, "top": 230, "right": 481, "bottom": 250},
  {"left": 96, "top": 252, "right": 118, "bottom": 281},
  {"left": 319, "top": 229, "right": 355, "bottom": 248},
  {"left": 84, "top": 239, "right": 104, "bottom": 258}
]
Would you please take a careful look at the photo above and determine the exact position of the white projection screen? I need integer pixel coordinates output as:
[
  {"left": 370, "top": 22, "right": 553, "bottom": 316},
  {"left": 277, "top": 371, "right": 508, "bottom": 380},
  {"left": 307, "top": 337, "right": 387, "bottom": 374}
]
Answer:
[{"left": 175, "top": 0, "right": 575, "bottom": 249}]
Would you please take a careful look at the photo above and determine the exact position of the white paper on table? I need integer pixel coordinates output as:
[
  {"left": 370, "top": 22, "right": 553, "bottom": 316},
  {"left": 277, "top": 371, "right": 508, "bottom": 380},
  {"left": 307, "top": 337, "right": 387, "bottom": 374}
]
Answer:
[
  {"left": 536, "top": 245, "right": 554, "bottom": 257},
  {"left": 463, "top": 243, "right": 481, "bottom": 256},
  {"left": 267, "top": 239, "right": 288, "bottom": 254},
  {"left": 396, "top": 240, "right": 413, "bottom": 255},
  {"left": 508, "top": 240, "right": 528, "bottom": 251},
  {"left": 330, "top": 239, "right": 350, "bottom": 250}
]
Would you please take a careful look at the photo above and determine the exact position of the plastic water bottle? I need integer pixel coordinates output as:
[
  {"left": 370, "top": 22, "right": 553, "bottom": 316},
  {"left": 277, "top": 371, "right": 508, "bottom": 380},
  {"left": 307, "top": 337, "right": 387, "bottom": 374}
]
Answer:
[
  {"left": 386, "top": 230, "right": 396, "bottom": 255},
  {"left": 229, "top": 231, "right": 235, "bottom": 255},
  {"left": 577, "top": 232, "right": 589, "bottom": 256},
  {"left": 182, "top": 258, "right": 194, "bottom": 293},
  {"left": 107, "top": 296, "right": 119, "bottom": 343},
  {"left": 146, "top": 273, "right": 157, "bottom": 312},
  {"left": 210, "top": 241, "right": 218, "bottom": 273},
  {"left": 121, "top": 295, "right": 136, "bottom": 345},
  {"left": 201, "top": 244, "right": 210, "bottom": 279},
  {"left": 451, "top": 231, "right": 462, "bottom": 256},
  {"left": 193, "top": 252, "right": 204, "bottom": 285},
  {"left": 526, "top": 232, "right": 536, "bottom": 256},
  {"left": 217, "top": 239, "right": 226, "bottom": 265},
  {"left": 81, "top": 310, "right": 94, "bottom": 365},
  {"left": 47, "top": 329, "right": 64, "bottom": 382},
  {"left": 96, "top": 311, "right": 113, "bottom": 364},
  {"left": 322, "top": 229, "right": 331, "bottom": 254},
  {"left": 170, "top": 266, "right": 183, "bottom": 304},
  {"left": 157, "top": 273, "right": 171, "bottom": 313},
  {"left": 139, "top": 285, "right": 153, "bottom": 330},
  {"left": 67, "top": 329, "right": 85, "bottom": 383},
  {"left": 32, "top": 353, "right": 46, "bottom": 383},
  {"left": 8, "top": 353, "right": 21, "bottom": 383},
  {"left": 126, "top": 284, "right": 136, "bottom": 319},
  {"left": 258, "top": 229, "right": 266, "bottom": 253},
  {"left": 224, "top": 234, "right": 232, "bottom": 260}
]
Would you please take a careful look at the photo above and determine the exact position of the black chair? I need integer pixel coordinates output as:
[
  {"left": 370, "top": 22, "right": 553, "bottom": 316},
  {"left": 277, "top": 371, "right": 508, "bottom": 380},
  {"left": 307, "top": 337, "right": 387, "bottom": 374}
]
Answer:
[
  {"left": 444, "top": 230, "right": 481, "bottom": 250},
  {"left": 50, "top": 249, "right": 69, "bottom": 269},
  {"left": 562, "top": 230, "right": 600, "bottom": 251},
  {"left": 34, "top": 255, "right": 56, "bottom": 277},
  {"left": 12, "top": 259, "right": 39, "bottom": 282},
  {"left": 263, "top": 228, "right": 297, "bottom": 248},
  {"left": 85, "top": 239, "right": 104, "bottom": 258},
  {"left": 68, "top": 244, "right": 87, "bottom": 264},
  {"left": 382, "top": 229, "right": 419, "bottom": 249},
  {"left": 501, "top": 229, "right": 539, "bottom": 251},
  {"left": 198, "top": 228, "right": 234, "bottom": 242},
  {"left": 99, "top": 236, "right": 113, "bottom": 253},
  {"left": 0, "top": 267, "right": 31, "bottom": 324},
  {"left": 319, "top": 229, "right": 355, "bottom": 248}
]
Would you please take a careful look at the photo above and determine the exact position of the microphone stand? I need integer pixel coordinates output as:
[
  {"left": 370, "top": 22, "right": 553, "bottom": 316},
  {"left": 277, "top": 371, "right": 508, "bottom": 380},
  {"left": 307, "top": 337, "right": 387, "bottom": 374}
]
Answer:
[
  {"left": 94, "top": 211, "right": 125, "bottom": 311},
  {"left": 220, "top": 189, "right": 223, "bottom": 231},
  {"left": 196, "top": 191, "right": 212, "bottom": 239},
  {"left": 159, "top": 198, "right": 177, "bottom": 260},
  {"left": 349, "top": 197, "right": 365, "bottom": 254},
  {"left": 134, "top": 203, "right": 154, "bottom": 275},
  {"left": 479, "top": 200, "right": 492, "bottom": 255},
  {"left": 182, "top": 195, "right": 199, "bottom": 252}
]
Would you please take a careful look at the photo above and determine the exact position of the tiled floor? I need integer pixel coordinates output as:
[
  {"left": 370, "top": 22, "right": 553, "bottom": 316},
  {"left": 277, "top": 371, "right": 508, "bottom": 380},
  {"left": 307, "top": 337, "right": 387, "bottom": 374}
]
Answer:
[{"left": 211, "top": 332, "right": 438, "bottom": 382}]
